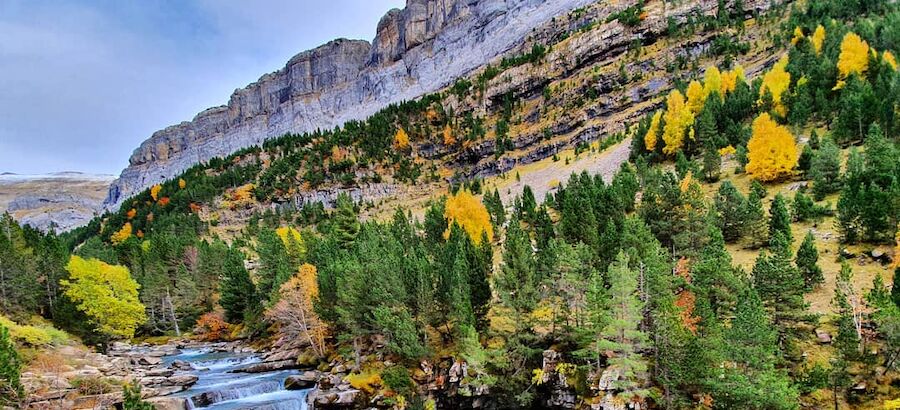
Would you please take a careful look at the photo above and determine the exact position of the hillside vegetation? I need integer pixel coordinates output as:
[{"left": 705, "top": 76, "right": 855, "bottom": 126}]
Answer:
[{"left": 2, "top": 0, "right": 900, "bottom": 408}]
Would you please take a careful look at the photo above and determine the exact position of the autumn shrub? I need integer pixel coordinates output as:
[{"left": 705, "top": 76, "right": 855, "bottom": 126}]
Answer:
[
  {"left": 347, "top": 372, "right": 382, "bottom": 394},
  {"left": 193, "top": 312, "right": 230, "bottom": 342}
]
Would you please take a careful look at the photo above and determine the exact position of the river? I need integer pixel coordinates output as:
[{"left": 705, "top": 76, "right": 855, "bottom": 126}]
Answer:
[{"left": 161, "top": 347, "right": 311, "bottom": 410}]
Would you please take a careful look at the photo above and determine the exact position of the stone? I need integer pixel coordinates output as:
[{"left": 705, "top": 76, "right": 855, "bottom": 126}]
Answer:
[
  {"left": 285, "top": 371, "right": 320, "bottom": 390},
  {"left": 146, "top": 396, "right": 188, "bottom": 410},
  {"left": 816, "top": 329, "right": 832, "bottom": 344},
  {"left": 135, "top": 356, "right": 162, "bottom": 366}
]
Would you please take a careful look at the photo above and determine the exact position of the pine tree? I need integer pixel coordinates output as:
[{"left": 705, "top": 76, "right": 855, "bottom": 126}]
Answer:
[
  {"left": 701, "top": 142, "right": 722, "bottom": 182},
  {"left": 833, "top": 263, "right": 863, "bottom": 359},
  {"left": 795, "top": 231, "right": 824, "bottom": 290},
  {"left": 809, "top": 138, "right": 842, "bottom": 200},
  {"left": 0, "top": 324, "right": 23, "bottom": 406},
  {"left": 791, "top": 191, "right": 816, "bottom": 222},
  {"left": 256, "top": 228, "right": 293, "bottom": 300},
  {"left": 743, "top": 189, "right": 768, "bottom": 248},
  {"left": 752, "top": 232, "right": 807, "bottom": 344},
  {"left": 768, "top": 193, "right": 793, "bottom": 244},
  {"left": 332, "top": 193, "right": 360, "bottom": 248},
  {"left": 715, "top": 181, "right": 747, "bottom": 242},
  {"left": 597, "top": 251, "right": 649, "bottom": 400},
  {"left": 497, "top": 217, "right": 539, "bottom": 314},
  {"left": 219, "top": 247, "right": 259, "bottom": 324},
  {"left": 727, "top": 287, "right": 778, "bottom": 370}
]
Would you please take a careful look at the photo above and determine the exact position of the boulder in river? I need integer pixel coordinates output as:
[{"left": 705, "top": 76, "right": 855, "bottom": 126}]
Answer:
[{"left": 285, "top": 371, "right": 320, "bottom": 390}]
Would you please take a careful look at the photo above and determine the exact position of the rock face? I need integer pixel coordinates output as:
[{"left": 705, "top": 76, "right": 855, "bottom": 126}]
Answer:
[{"left": 105, "top": 0, "right": 595, "bottom": 209}]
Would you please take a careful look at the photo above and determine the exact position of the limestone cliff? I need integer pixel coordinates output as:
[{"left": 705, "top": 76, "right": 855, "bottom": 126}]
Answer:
[{"left": 105, "top": 0, "right": 595, "bottom": 209}]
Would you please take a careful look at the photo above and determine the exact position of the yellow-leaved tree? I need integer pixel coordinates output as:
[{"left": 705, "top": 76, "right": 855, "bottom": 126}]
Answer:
[
  {"left": 721, "top": 65, "right": 746, "bottom": 95},
  {"left": 746, "top": 113, "right": 798, "bottom": 182},
  {"left": 150, "top": 184, "right": 162, "bottom": 201},
  {"left": 178, "top": 178, "right": 187, "bottom": 189},
  {"left": 393, "top": 128, "right": 410, "bottom": 150},
  {"left": 444, "top": 190, "right": 494, "bottom": 244},
  {"left": 276, "top": 226, "right": 306, "bottom": 261},
  {"left": 686, "top": 80, "right": 706, "bottom": 114},
  {"left": 811, "top": 25, "right": 825, "bottom": 55},
  {"left": 837, "top": 32, "right": 870, "bottom": 84},
  {"left": 662, "top": 89, "right": 695, "bottom": 155},
  {"left": 791, "top": 27, "right": 805, "bottom": 45},
  {"left": 883, "top": 51, "right": 898, "bottom": 71},
  {"left": 110, "top": 222, "right": 133, "bottom": 245},
  {"left": 644, "top": 110, "right": 662, "bottom": 152},
  {"left": 267, "top": 263, "right": 327, "bottom": 358},
  {"left": 760, "top": 56, "right": 791, "bottom": 117},
  {"left": 703, "top": 66, "right": 722, "bottom": 99},
  {"left": 61, "top": 256, "right": 146, "bottom": 339}
]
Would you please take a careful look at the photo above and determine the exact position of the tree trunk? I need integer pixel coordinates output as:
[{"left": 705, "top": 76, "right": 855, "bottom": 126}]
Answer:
[{"left": 166, "top": 287, "right": 181, "bottom": 336}]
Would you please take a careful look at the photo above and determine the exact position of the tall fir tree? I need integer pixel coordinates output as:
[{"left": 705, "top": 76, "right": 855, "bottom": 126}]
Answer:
[
  {"left": 752, "top": 232, "right": 807, "bottom": 345},
  {"left": 715, "top": 181, "right": 747, "bottom": 242},
  {"left": 597, "top": 252, "right": 649, "bottom": 401},
  {"left": 218, "top": 246, "right": 260, "bottom": 324},
  {"left": 768, "top": 193, "right": 793, "bottom": 244},
  {"left": 809, "top": 138, "right": 842, "bottom": 201},
  {"left": 743, "top": 189, "right": 768, "bottom": 248},
  {"left": 795, "top": 231, "right": 824, "bottom": 290}
]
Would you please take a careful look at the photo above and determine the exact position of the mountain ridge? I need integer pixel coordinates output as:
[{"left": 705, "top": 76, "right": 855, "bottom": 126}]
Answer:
[{"left": 105, "top": 0, "right": 595, "bottom": 210}]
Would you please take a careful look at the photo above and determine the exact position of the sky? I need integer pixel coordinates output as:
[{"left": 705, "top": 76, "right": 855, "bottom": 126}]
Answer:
[{"left": 0, "top": 0, "right": 405, "bottom": 175}]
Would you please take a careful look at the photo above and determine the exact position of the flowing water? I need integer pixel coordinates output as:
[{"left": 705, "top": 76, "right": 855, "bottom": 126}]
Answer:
[{"left": 162, "top": 348, "right": 311, "bottom": 410}]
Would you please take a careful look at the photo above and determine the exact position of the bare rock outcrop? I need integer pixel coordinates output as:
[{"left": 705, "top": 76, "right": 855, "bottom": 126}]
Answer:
[{"left": 106, "top": 0, "right": 595, "bottom": 210}]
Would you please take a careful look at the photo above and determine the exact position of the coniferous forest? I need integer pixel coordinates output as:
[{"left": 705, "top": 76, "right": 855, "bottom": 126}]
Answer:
[{"left": 2, "top": 0, "right": 900, "bottom": 408}]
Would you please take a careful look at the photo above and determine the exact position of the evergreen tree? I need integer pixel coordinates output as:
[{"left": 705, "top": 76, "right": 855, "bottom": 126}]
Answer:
[
  {"left": 497, "top": 217, "right": 539, "bottom": 314},
  {"left": 892, "top": 267, "right": 900, "bottom": 309},
  {"left": 701, "top": 142, "right": 722, "bottom": 182},
  {"left": 423, "top": 199, "right": 448, "bottom": 246},
  {"left": 797, "top": 144, "right": 813, "bottom": 174},
  {"left": 795, "top": 231, "right": 824, "bottom": 290},
  {"left": 255, "top": 228, "right": 293, "bottom": 299},
  {"left": 0, "top": 324, "right": 23, "bottom": 406},
  {"left": 809, "top": 138, "right": 842, "bottom": 201},
  {"left": 833, "top": 263, "right": 862, "bottom": 360},
  {"left": 768, "top": 193, "right": 792, "bottom": 244},
  {"left": 219, "top": 247, "right": 259, "bottom": 324},
  {"left": 752, "top": 232, "right": 807, "bottom": 345},
  {"left": 715, "top": 181, "right": 746, "bottom": 242},
  {"left": 791, "top": 191, "right": 817, "bottom": 222},
  {"left": 750, "top": 180, "right": 768, "bottom": 199},
  {"left": 332, "top": 193, "right": 360, "bottom": 248},
  {"left": 727, "top": 287, "right": 778, "bottom": 370},
  {"left": 597, "top": 252, "right": 649, "bottom": 400},
  {"left": 742, "top": 189, "right": 768, "bottom": 248}
]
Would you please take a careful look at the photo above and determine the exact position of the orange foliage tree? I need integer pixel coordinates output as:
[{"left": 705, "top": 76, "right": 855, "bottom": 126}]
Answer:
[
  {"left": 126, "top": 208, "right": 137, "bottom": 220},
  {"left": 662, "top": 89, "right": 694, "bottom": 155},
  {"left": 443, "top": 124, "right": 456, "bottom": 146},
  {"left": 444, "top": 190, "right": 494, "bottom": 244},
  {"left": 266, "top": 263, "right": 327, "bottom": 357},
  {"left": 746, "top": 113, "right": 798, "bottom": 182}
]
